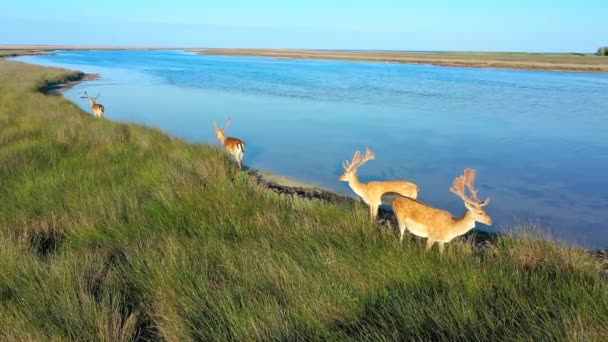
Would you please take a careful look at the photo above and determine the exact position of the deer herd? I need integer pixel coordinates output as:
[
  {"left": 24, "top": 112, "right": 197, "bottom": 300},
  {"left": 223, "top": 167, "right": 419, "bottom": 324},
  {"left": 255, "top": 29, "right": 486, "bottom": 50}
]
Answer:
[{"left": 81, "top": 91, "right": 492, "bottom": 253}]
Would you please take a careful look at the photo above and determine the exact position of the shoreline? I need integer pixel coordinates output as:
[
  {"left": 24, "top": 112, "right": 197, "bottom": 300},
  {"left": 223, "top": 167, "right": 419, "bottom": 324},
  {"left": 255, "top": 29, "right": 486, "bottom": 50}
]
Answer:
[
  {"left": 194, "top": 48, "right": 608, "bottom": 73},
  {"left": 42, "top": 72, "right": 100, "bottom": 94},
  {"left": 39, "top": 65, "right": 356, "bottom": 204}
]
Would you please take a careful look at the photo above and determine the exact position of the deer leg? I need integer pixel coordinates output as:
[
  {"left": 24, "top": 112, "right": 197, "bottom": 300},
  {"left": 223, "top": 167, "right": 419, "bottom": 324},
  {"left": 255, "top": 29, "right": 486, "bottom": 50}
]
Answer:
[
  {"left": 232, "top": 153, "right": 240, "bottom": 170},
  {"left": 438, "top": 242, "right": 445, "bottom": 254},
  {"left": 399, "top": 223, "right": 407, "bottom": 242},
  {"left": 426, "top": 239, "right": 435, "bottom": 251},
  {"left": 371, "top": 204, "right": 379, "bottom": 221},
  {"left": 236, "top": 155, "right": 242, "bottom": 170}
]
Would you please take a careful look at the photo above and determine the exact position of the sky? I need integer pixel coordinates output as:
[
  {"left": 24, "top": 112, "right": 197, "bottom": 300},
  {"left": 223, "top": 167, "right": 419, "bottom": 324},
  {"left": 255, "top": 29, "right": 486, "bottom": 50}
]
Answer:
[{"left": 1, "top": 1, "right": 606, "bottom": 52}]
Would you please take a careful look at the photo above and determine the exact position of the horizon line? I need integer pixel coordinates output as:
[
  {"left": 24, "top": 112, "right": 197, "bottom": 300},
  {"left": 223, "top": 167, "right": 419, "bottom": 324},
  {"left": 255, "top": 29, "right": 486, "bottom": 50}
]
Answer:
[{"left": 0, "top": 44, "right": 598, "bottom": 55}]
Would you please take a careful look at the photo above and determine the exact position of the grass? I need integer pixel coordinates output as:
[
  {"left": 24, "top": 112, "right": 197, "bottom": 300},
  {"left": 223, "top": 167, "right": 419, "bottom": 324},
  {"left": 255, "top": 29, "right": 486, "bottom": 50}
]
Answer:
[
  {"left": 196, "top": 48, "right": 608, "bottom": 72},
  {"left": 0, "top": 58, "right": 607, "bottom": 341}
]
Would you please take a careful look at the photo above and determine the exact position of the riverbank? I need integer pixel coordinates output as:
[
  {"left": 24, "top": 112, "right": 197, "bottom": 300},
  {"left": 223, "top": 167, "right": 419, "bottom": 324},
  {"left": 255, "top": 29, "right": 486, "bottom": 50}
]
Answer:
[
  {"left": 1, "top": 57, "right": 607, "bottom": 340},
  {"left": 41, "top": 73, "right": 100, "bottom": 94},
  {"left": 195, "top": 48, "right": 608, "bottom": 73}
]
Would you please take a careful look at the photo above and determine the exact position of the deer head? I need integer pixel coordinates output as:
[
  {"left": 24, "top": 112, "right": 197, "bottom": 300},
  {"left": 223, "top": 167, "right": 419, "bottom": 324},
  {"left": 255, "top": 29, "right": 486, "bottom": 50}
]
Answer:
[
  {"left": 339, "top": 148, "right": 375, "bottom": 182},
  {"left": 213, "top": 116, "right": 233, "bottom": 141},
  {"left": 450, "top": 168, "right": 492, "bottom": 225},
  {"left": 80, "top": 91, "right": 100, "bottom": 106}
]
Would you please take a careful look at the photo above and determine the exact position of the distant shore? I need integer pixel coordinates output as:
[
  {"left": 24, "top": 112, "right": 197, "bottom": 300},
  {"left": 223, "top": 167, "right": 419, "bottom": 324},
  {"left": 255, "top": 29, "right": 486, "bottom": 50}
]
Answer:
[{"left": 195, "top": 48, "right": 608, "bottom": 73}]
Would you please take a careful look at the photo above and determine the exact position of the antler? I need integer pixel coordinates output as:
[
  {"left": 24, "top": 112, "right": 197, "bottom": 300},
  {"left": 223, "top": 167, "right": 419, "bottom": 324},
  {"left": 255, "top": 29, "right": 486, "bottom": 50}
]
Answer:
[
  {"left": 360, "top": 148, "right": 375, "bottom": 166},
  {"left": 224, "top": 116, "right": 233, "bottom": 129},
  {"left": 80, "top": 91, "right": 99, "bottom": 100},
  {"left": 450, "top": 168, "right": 490, "bottom": 207},
  {"left": 342, "top": 148, "right": 375, "bottom": 172},
  {"left": 343, "top": 150, "right": 362, "bottom": 172},
  {"left": 464, "top": 168, "right": 479, "bottom": 202},
  {"left": 213, "top": 120, "right": 218, "bottom": 130}
]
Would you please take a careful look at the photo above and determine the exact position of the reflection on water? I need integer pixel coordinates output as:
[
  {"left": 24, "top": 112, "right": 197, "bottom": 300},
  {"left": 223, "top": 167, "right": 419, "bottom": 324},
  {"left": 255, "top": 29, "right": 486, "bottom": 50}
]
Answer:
[{"left": 14, "top": 50, "right": 608, "bottom": 249}]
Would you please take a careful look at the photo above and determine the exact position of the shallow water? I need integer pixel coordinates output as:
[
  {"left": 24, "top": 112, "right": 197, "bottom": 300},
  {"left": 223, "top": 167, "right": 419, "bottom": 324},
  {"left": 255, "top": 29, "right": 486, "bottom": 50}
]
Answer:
[{"left": 14, "top": 50, "right": 608, "bottom": 249}]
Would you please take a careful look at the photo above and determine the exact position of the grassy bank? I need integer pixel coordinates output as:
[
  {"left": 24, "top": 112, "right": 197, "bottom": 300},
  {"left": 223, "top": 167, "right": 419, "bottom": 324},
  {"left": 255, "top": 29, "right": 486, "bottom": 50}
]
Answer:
[
  {"left": 196, "top": 48, "right": 608, "bottom": 73},
  {"left": 1, "top": 58, "right": 607, "bottom": 341}
]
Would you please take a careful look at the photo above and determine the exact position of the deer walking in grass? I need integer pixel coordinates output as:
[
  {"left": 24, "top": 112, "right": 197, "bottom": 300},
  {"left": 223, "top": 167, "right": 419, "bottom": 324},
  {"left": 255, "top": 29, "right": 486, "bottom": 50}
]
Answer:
[
  {"left": 392, "top": 168, "right": 492, "bottom": 253},
  {"left": 80, "top": 91, "right": 105, "bottom": 118},
  {"left": 339, "top": 148, "right": 419, "bottom": 221},
  {"left": 213, "top": 116, "right": 246, "bottom": 170}
]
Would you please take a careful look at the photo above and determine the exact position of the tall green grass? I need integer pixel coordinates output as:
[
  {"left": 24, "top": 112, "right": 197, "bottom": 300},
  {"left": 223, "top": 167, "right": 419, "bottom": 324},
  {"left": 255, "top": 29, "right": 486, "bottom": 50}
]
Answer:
[{"left": 0, "top": 59, "right": 607, "bottom": 341}]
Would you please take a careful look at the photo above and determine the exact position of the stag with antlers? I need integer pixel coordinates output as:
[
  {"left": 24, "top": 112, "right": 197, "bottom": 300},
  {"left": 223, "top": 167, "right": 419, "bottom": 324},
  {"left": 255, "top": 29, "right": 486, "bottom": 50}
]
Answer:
[
  {"left": 392, "top": 168, "right": 492, "bottom": 253},
  {"left": 80, "top": 91, "right": 105, "bottom": 118},
  {"left": 213, "top": 116, "right": 246, "bottom": 170},
  {"left": 339, "top": 148, "right": 419, "bottom": 221}
]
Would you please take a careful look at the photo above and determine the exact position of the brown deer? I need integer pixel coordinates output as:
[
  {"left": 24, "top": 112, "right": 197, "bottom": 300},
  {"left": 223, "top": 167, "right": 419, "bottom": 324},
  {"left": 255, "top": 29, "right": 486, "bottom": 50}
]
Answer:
[
  {"left": 80, "top": 91, "right": 105, "bottom": 118},
  {"left": 392, "top": 168, "right": 492, "bottom": 253},
  {"left": 339, "top": 148, "right": 419, "bottom": 221},
  {"left": 213, "top": 116, "right": 245, "bottom": 170}
]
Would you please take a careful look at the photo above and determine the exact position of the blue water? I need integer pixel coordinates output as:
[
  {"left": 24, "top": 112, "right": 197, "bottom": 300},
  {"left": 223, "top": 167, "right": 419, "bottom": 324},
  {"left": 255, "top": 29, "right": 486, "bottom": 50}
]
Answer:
[{"left": 13, "top": 50, "right": 608, "bottom": 249}]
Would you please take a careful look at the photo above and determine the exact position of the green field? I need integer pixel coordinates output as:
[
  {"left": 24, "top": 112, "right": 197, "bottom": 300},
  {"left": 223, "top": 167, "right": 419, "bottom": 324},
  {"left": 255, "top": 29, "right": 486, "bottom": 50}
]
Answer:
[{"left": 1, "top": 58, "right": 607, "bottom": 340}]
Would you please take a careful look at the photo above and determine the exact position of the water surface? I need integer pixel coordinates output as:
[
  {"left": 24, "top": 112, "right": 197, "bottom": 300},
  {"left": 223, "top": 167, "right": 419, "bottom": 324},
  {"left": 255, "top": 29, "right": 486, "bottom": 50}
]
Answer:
[{"left": 14, "top": 50, "right": 608, "bottom": 248}]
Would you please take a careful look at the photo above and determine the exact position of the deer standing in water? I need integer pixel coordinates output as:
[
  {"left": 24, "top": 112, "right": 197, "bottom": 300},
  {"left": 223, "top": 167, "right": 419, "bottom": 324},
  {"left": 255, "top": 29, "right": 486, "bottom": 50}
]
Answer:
[
  {"left": 392, "top": 168, "right": 492, "bottom": 253},
  {"left": 213, "top": 116, "right": 246, "bottom": 170},
  {"left": 339, "top": 148, "right": 419, "bottom": 221},
  {"left": 80, "top": 91, "right": 105, "bottom": 118}
]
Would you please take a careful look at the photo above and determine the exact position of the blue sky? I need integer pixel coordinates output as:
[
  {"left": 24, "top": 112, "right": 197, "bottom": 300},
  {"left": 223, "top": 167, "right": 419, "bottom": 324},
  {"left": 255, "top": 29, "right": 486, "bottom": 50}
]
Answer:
[{"left": 1, "top": 1, "right": 606, "bottom": 52}]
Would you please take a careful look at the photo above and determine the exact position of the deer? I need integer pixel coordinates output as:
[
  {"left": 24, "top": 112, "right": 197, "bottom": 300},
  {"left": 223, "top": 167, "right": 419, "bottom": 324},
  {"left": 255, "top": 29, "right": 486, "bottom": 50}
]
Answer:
[
  {"left": 392, "top": 168, "right": 492, "bottom": 253},
  {"left": 80, "top": 91, "right": 105, "bottom": 118},
  {"left": 339, "top": 148, "right": 419, "bottom": 221},
  {"left": 213, "top": 116, "right": 246, "bottom": 170}
]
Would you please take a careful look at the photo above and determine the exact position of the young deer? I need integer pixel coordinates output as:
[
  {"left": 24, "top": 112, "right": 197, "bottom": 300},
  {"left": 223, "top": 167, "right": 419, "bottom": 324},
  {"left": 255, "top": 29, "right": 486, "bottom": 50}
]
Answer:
[
  {"left": 213, "top": 116, "right": 245, "bottom": 170},
  {"left": 80, "top": 91, "right": 105, "bottom": 118},
  {"left": 339, "top": 148, "right": 419, "bottom": 221},
  {"left": 392, "top": 168, "right": 492, "bottom": 253}
]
